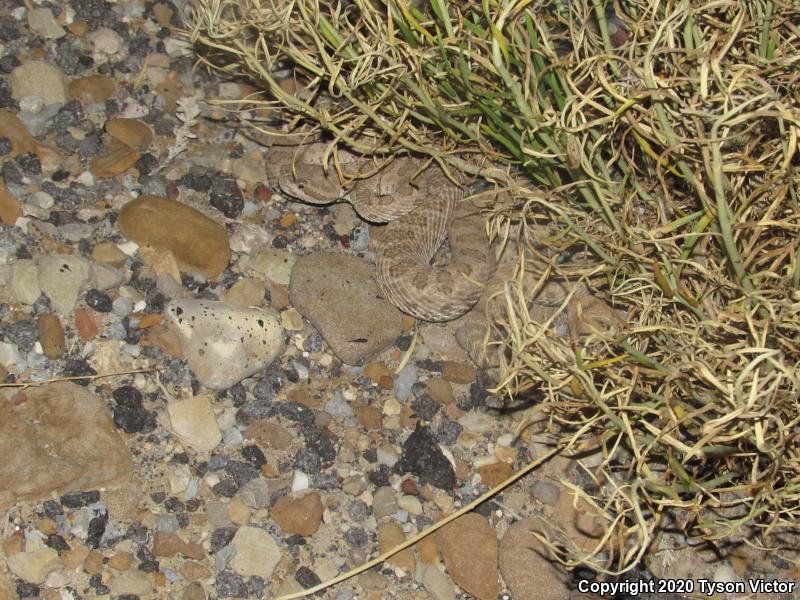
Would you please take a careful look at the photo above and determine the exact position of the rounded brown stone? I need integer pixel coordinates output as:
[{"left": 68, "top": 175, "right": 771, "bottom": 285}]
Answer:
[
  {"left": 441, "top": 361, "right": 477, "bottom": 384},
  {"left": 37, "top": 314, "right": 64, "bottom": 359},
  {"left": 118, "top": 195, "right": 231, "bottom": 279},
  {"left": 105, "top": 118, "right": 153, "bottom": 150},
  {"left": 271, "top": 492, "right": 323, "bottom": 536}
]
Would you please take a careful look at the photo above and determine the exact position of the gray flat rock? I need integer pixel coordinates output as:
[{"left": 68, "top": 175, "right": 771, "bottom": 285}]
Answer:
[{"left": 289, "top": 252, "right": 403, "bottom": 365}]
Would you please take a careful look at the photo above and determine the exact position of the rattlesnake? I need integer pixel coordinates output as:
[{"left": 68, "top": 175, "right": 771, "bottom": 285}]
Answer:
[{"left": 266, "top": 143, "right": 495, "bottom": 322}]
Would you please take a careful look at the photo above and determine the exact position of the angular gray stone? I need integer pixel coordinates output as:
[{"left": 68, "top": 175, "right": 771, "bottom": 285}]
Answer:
[
  {"left": 0, "top": 382, "right": 134, "bottom": 512},
  {"left": 36, "top": 255, "right": 90, "bottom": 314},
  {"left": 165, "top": 299, "right": 284, "bottom": 390},
  {"left": 289, "top": 252, "right": 403, "bottom": 365},
  {"left": 27, "top": 8, "right": 66, "bottom": 39}
]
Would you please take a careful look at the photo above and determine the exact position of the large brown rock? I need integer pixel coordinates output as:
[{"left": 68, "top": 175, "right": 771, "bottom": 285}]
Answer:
[
  {"left": 437, "top": 513, "right": 500, "bottom": 600},
  {"left": 289, "top": 252, "right": 403, "bottom": 365},
  {"left": 0, "top": 382, "right": 134, "bottom": 512},
  {"left": 118, "top": 195, "right": 231, "bottom": 279}
]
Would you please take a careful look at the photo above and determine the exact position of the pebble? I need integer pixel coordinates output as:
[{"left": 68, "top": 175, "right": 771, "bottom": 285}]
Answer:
[
  {"left": 441, "top": 360, "right": 477, "bottom": 384},
  {"left": 425, "top": 377, "right": 455, "bottom": 404},
  {"left": 90, "top": 141, "right": 141, "bottom": 177},
  {"left": 397, "top": 494, "right": 423, "bottom": 516},
  {"left": 37, "top": 314, "right": 65, "bottom": 359},
  {"left": 396, "top": 425, "right": 456, "bottom": 490},
  {"left": 69, "top": 74, "right": 117, "bottom": 105},
  {"left": 393, "top": 363, "right": 418, "bottom": 402},
  {"left": 372, "top": 487, "right": 397, "bottom": 519},
  {"left": 280, "top": 307, "right": 304, "bottom": 331},
  {"left": 229, "top": 526, "right": 282, "bottom": 579},
  {"left": 10, "top": 61, "right": 67, "bottom": 106},
  {"left": 532, "top": 480, "right": 560, "bottom": 505},
  {"left": 167, "top": 396, "right": 222, "bottom": 453},
  {"left": 106, "top": 118, "right": 153, "bottom": 150},
  {"left": 10, "top": 259, "right": 41, "bottom": 305},
  {"left": 107, "top": 570, "right": 154, "bottom": 597},
  {"left": 437, "top": 513, "right": 499, "bottom": 600},
  {"left": 27, "top": 8, "right": 66, "bottom": 39},
  {"left": 378, "top": 521, "right": 415, "bottom": 572},
  {"left": 0, "top": 184, "right": 22, "bottom": 225},
  {"left": 478, "top": 462, "right": 513, "bottom": 488},
  {"left": 420, "top": 565, "right": 456, "bottom": 600},
  {"left": 88, "top": 27, "right": 123, "bottom": 57},
  {"left": 6, "top": 547, "right": 59, "bottom": 584},
  {"left": 36, "top": 255, "right": 90, "bottom": 314},
  {"left": 248, "top": 247, "right": 296, "bottom": 285},
  {"left": 0, "top": 382, "right": 133, "bottom": 513},
  {"left": 118, "top": 195, "right": 231, "bottom": 279},
  {"left": 289, "top": 252, "right": 404, "bottom": 365},
  {"left": 499, "top": 518, "right": 571, "bottom": 600},
  {"left": 164, "top": 299, "right": 284, "bottom": 390},
  {"left": 271, "top": 492, "right": 324, "bottom": 536}
]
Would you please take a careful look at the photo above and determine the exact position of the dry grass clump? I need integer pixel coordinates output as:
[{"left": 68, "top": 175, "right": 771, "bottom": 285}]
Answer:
[{"left": 189, "top": 0, "right": 800, "bottom": 573}]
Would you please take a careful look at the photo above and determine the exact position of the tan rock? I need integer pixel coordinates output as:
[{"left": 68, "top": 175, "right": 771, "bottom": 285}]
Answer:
[
  {"left": 353, "top": 404, "right": 382, "bottom": 430},
  {"left": 0, "top": 184, "right": 21, "bottom": 225},
  {"left": 0, "top": 110, "right": 39, "bottom": 156},
  {"left": 92, "top": 241, "right": 128, "bottom": 267},
  {"left": 74, "top": 308, "right": 100, "bottom": 341},
  {"left": 90, "top": 142, "right": 141, "bottom": 177},
  {"left": 68, "top": 74, "right": 116, "bottom": 105},
  {"left": 108, "top": 551, "right": 132, "bottom": 571},
  {"left": 222, "top": 276, "right": 266, "bottom": 307},
  {"left": 167, "top": 396, "right": 221, "bottom": 453},
  {"left": 83, "top": 549, "right": 103, "bottom": 575},
  {"left": 378, "top": 521, "right": 415, "bottom": 572},
  {"left": 243, "top": 421, "right": 292, "bottom": 450},
  {"left": 228, "top": 496, "right": 251, "bottom": 525},
  {"left": 179, "top": 561, "right": 211, "bottom": 582},
  {"left": 118, "top": 195, "right": 231, "bottom": 279},
  {"left": 7, "top": 547, "right": 59, "bottom": 584},
  {"left": 0, "top": 382, "right": 133, "bottom": 512},
  {"left": 416, "top": 535, "right": 440, "bottom": 565},
  {"left": 437, "top": 513, "right": 499, "bottom": 600},
  {"left": 441, "top": 361, "right": 477, "bottom": 384},
  {"left": 271, "top": 492, "right": 324, "bottom": 536},
  {"left": 364, "top": 362, "right": 392, "bottom": 385},
  {"left": 280, "top": 307, "right": 304, "bottom": 331},
  {"left": 61, "top": 546, "right": 89, "bottom": 570},
  {"left": 425, "top": 377, "right": 455, "bottom": 405},
  {"left": 105, "top": 118, "right": 153, "bottom": 150},
  {"left": 479, "top": 462, "right": 513, "bottom": 488},
  {"left": 37, "top": 314, "right": 65, "bottom": 359}
]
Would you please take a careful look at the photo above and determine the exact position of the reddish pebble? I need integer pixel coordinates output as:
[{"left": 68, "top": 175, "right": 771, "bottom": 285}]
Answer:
[
  {"left": 254, "top": 183, "right": 272, "bottom": 203},
  {"left": 74, "top": 308, "right": 99, "bottom": 341},
  {"left": 401, "top": 478, "right": 418, "bottom": 495},
  {"left": 12, "top": 392, "right": 27, "bottom": 406}
]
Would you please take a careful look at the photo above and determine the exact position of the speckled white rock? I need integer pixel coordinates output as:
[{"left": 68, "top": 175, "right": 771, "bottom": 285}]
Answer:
[
  {"left": 230, "top": 526, "right": 282, "bottom": 579},
  {"left": 36, "top": 255, "right": 90, "bottom": 314},
  {"left": 164, "top": 299, "right": 284, "bottom": 390},
  {"left": 167, "top": 396, "right": 222, "bottom": 453},
  {"left": 10, "top": 259, "right": 41, "bottom": 305}
]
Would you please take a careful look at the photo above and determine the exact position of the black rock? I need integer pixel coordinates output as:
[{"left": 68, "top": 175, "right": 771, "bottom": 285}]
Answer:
[
  {"left": 0, "top": 137, "right": 13, "bottom": 156},
  {"left": 209, "top": 527, "right": 237, "bottom": 553},
  {"left": 86, "top": 510, "right": 108, "bottom": 548},
  {"left": 15, "top": 581, "right": 40, "bottom": 598},
  {"left": 241, "top": 444, "right": 266, "bottom": 467},
  {"left": 215, "top": 571, "right": 248, "bottom": 598},
  {"left": 3, "top": 319, "right": 38, "bottom": 353},
  {"left": 46, "top": 534, "right": 71, "bottom": 554},
  {"left": 17, "top": 153, "right": 42, "bottom": 176},
  {"left": 395, "top": 424, "right": 456, "bottom": 490},
  {"left": 295, "top": 566, "right": 322, "bottom": 589},
  {"left": 61, "top": 357, "right": 97, "bottom": 385},
  {"left": 85, "top": 289, "right": 113, "bottom": 312},
  {"left": 210, "top": 174, "right": 244, "bottom": 218},
  {"left": 344, "top": 527, "right": 368, "bottom": 547},
  {"left": 60, "top": 490, "right": 100, "bottom": 508}
]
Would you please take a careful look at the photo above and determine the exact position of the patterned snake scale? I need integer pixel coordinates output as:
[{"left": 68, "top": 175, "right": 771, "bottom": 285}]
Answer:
[{"left": 266, "top": 143, "right": 495, "bottom": 321}]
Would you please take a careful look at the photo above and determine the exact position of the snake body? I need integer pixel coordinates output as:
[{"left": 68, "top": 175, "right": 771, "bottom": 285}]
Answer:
[{"left": 266, "top": 143, "right": 494, "bottom": 322}]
